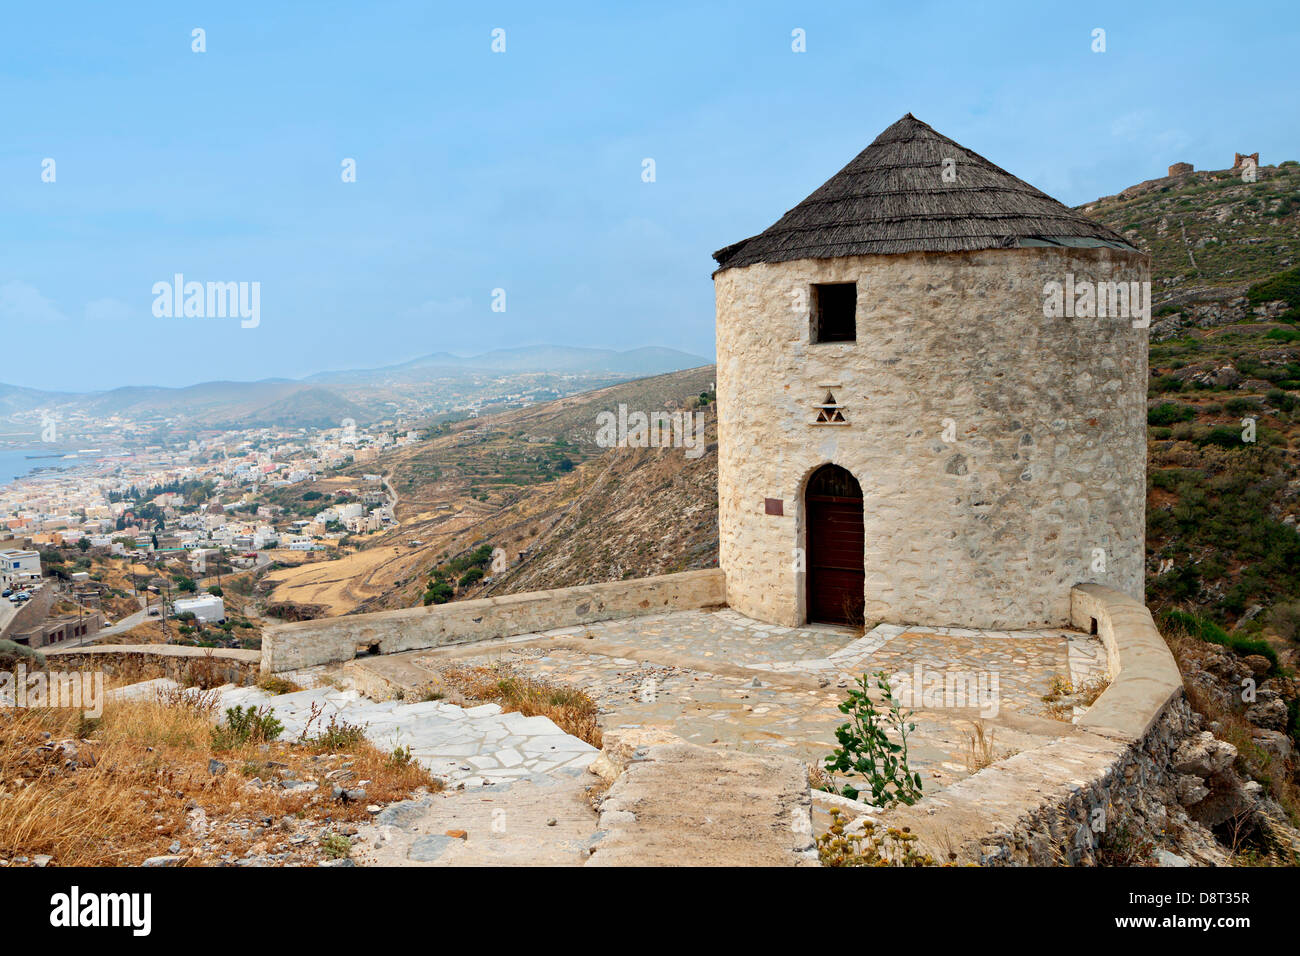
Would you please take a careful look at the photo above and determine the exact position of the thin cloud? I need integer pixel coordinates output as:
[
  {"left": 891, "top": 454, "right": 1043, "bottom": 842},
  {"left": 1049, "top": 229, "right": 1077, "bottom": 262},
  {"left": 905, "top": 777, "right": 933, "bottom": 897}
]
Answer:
[{"left": 0, "top": 280, "right": 67, "bottom": 324}]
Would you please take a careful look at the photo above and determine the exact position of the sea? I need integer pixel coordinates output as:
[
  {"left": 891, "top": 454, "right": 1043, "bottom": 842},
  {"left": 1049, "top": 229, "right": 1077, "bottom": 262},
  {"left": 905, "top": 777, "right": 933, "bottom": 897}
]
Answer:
[{"left": 0, "top": 447, "right": 88, "bottom": 487}]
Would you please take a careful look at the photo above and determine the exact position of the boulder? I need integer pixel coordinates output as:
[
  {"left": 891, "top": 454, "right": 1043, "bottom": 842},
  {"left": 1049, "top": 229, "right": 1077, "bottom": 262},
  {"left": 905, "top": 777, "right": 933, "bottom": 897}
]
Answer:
[
  {"left": 1172, "top": 732, "right": 1237, "bottom": 777},
  {"left": 1154, "top": 848, "right": 1191, "bottom": 867},
  {"left": 1245, "top": 698, "right": 1288, "bottom": 731},
  {"left": 1241, "top": 655, "right": 1272, "bottom": 678},
  {"left": 1175, "top": 774, "right": 1210, "bottom": 806},
  {"left": 1249, "top": 729, "right": 1294, "bottom": 763}
]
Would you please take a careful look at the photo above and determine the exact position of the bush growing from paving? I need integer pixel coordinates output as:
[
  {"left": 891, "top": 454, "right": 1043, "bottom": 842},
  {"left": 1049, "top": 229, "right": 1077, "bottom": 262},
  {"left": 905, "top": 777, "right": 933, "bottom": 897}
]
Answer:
[{"left": 822, "top": 671, "right": 923, "bottom": 807}]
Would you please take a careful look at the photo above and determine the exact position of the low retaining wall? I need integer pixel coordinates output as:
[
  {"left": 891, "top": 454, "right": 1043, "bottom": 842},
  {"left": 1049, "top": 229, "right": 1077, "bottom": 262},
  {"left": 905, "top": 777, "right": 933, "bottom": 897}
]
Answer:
[
  {"left": 884, "top": 583, "right": 1186, "bottom": 865},
  {"left": 0, "top": 585, "right": 57, "bottom": 642},
  {"left": 44, "top": 644, "right": 261, "bottom": 686},
  {"left": 261, "top": 569, "right": 728, "bottom": 674}
]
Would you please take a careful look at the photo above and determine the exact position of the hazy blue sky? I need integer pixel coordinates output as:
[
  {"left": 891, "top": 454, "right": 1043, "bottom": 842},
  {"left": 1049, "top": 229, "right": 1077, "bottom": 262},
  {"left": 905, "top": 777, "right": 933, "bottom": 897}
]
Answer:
[{"left": 1, "top": 1, "right": 1294, "bottom": 391}]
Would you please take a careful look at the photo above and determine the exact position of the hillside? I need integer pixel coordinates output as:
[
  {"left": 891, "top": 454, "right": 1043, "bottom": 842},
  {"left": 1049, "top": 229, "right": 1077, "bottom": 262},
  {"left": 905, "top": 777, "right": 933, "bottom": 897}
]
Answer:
[
  {"left": 1082, "top": 158, "right": 1300, "bottom": 631},
  {"left": 260, "top": 366, "right": 718, "bottom": 615},
  {"left": 1080, "top": 159, "right": 1300, "bottom": 335},
  {"left": 307, "top": 345, "right": 711, "bottom": 382}
]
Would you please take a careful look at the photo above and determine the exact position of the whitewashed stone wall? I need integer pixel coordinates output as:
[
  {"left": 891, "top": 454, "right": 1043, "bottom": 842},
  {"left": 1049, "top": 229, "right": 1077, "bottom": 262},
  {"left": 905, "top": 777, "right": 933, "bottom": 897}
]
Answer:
[
  {"left": 714, "top": 248, "right": 1149, "bottom": 629},
  {"left": 262, "top": 569, "right": 727, "bottom": 673}
]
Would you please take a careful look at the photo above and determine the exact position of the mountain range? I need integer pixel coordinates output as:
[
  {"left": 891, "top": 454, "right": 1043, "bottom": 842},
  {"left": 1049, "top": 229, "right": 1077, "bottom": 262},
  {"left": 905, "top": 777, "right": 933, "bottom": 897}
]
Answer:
[{"left": 0, "top": 345, "right": 712, "bottom": 431}]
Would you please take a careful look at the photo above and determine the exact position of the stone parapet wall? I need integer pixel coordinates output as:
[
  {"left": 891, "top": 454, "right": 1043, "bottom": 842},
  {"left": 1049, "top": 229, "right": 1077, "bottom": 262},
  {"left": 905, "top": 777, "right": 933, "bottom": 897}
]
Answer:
[
  {"left": 43, "top": 644, "right": 261, "bottom": 686},
  {"left": 261, "top": 569, "right": 727, "bottom": 674},
  {"left": 884, "top": 584, "right": 1187, "bottom": 864}
]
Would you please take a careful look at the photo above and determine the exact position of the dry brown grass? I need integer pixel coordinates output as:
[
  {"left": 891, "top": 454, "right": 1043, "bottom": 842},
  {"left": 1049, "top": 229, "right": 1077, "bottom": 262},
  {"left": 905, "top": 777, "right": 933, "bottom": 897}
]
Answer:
[
  {"left": 256, "top": 674, "right": 303, "bottom": 696},
  {"left": 0, "top": 690, "right": 438, "bottom": 867},
  {"left": 1041, "top": 674, "right": 1110, "bottom": 722},
  {"left": 1077, "top": 677, "right": 1109, "bottom": 707},
  {"left": 807, "top": 761, "right": 834, "bottom": 791},
  {"left": 963, "top": 720, "right": 996, "bottom": 773},
  {"left": 439, "top": 664, "right": 603, "bottom": 748}
]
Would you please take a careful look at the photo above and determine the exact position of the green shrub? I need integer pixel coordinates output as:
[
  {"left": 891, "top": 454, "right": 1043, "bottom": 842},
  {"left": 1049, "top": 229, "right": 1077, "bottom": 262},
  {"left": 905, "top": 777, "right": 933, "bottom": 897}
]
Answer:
[
  {"left": 320, "top": 833, "right": 351, "bottom": 859},
  {"left": 1266, "top": 388, "right": 1297, "bottom": 412},
  {"left": 1224, "top": 397, "right": 1261, "bottom": 416},
  {"left": 822, "top": 672, "right": 923, "bottom": 807},
  {"left": 423, "top": 581, "right": 453, "bottom": 605},
  {"left": 302, "top": 713, "right": 367, "bottom": 750},
  {"left": 1148, "top": 402, "right": 1197, "bottom": 426},
  {"left": 1199, "top": 425, "right": 1248, "bottom": 448},
  {"left": 210, "top": 705, "right": 284, "bottom": 749},
  {"left": 1151, "top": 468, "right": 1199, "bottom": 491},
  {"left": 1161, "top": 608, "right": 1278, "bottom": 670}
]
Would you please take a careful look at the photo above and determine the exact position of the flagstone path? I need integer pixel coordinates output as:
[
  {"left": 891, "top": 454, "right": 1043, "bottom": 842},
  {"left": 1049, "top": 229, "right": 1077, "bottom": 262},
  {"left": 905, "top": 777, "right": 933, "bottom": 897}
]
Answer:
[{"left": 215, "top": 684, "right": 599, "bottom": 788}]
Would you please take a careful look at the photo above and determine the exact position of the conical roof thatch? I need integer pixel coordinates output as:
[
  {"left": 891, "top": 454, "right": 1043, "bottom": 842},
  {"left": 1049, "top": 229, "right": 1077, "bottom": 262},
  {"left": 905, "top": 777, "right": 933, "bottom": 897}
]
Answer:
[{"left": 713, "top": 114, "right": 1135, "bottom": 271}]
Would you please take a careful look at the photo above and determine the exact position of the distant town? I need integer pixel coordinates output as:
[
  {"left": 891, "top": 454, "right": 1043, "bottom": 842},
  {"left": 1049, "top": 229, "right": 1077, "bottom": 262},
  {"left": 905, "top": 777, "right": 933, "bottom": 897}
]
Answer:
[
  {"left": 0, "top": 415, "right": 424, "bottom": 650},
  {"left": 0, "top": 349, "right": 711, "bottom": 654}
]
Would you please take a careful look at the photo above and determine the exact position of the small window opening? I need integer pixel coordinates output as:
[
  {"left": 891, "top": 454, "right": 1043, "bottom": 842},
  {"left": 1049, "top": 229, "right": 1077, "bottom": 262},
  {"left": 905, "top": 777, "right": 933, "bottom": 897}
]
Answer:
[
  {"left": 1089, "top": 617, "right": 1099, "bottom": 635},
  {"left": 811, "top": 282, "right": 856, "bottom": 343}
]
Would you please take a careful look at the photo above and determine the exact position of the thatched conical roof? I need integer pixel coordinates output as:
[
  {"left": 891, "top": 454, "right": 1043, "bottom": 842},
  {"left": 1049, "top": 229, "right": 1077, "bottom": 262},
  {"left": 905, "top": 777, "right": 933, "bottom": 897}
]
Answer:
[{"left": 713, "top": 114, "right": 1135, "bottom": 271}]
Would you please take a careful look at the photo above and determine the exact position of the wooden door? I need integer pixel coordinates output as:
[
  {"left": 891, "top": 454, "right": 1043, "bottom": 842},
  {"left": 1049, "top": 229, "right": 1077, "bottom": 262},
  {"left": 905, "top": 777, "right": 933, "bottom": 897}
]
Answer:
[{"left": 806, "top": 465, "right": 864, "bottom": 626}]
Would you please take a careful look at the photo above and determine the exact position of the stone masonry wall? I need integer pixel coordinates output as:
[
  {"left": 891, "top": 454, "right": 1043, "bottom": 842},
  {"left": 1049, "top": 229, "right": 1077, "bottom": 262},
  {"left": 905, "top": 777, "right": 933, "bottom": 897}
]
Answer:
[
  {"left": 262, "top": 569, "right": 727, "bottom": 673},
  {"left": 43, "top": 644, "right": 261, "bottom": 686},
  {"left": 714, "top": 247, "right": 1149, "bottom": 628}
]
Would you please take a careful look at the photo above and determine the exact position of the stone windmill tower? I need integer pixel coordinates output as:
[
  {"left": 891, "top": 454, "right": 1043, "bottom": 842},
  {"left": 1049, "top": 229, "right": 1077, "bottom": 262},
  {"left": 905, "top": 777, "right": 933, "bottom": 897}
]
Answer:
[{"left": 711, "top": 114, "right": 1149, "bottom": 630}]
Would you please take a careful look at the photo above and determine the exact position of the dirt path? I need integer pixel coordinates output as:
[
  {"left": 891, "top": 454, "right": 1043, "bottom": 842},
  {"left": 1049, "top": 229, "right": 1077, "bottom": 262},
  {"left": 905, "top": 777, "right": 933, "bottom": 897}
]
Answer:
[
  {"left": 587, "top": 743, "right": 817, "bottom": 866},
  {"left": 356, "top": 770, "right": 602, "bottom": 866}
]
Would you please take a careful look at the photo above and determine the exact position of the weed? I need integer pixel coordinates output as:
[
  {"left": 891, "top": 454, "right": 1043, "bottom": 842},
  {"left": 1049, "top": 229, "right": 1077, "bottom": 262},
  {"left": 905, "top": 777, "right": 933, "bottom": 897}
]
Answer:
[
  {"left": 319, "top": 833, "right": 351, "bottom": 859},
  {"left": 822, "top": 671, "right": 923, "bottom": 807},
  {"left": 210, "top": 705, "right": 284, "bottom": 750},
  {"left": 816, "top": 809, "right": 938, "bottom": 867}
]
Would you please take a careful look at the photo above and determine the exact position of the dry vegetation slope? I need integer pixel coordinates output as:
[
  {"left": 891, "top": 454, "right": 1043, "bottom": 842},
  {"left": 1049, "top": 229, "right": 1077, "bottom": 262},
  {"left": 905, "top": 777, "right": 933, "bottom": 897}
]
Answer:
[
  {"left": 0, "top": 679, "right": 435, "bottom": 867},
  {"left": 264, "top": 366, "right": 718, "bottom": 615},
  {"left": 1084, "top": 160, "right": 1300, "bottom": 635}
]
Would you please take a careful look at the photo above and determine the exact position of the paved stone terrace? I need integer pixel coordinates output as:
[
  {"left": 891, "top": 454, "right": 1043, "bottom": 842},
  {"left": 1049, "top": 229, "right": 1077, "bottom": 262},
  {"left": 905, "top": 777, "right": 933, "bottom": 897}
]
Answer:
[{"left": 371, "top": 608, "right": 1109, "bottom": 799}]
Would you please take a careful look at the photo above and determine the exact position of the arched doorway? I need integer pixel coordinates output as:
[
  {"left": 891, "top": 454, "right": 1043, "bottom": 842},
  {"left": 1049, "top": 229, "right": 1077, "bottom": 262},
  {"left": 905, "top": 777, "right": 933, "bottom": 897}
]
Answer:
[{"left": 805, "top": 464, "right": 864, "bottom": 626}]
